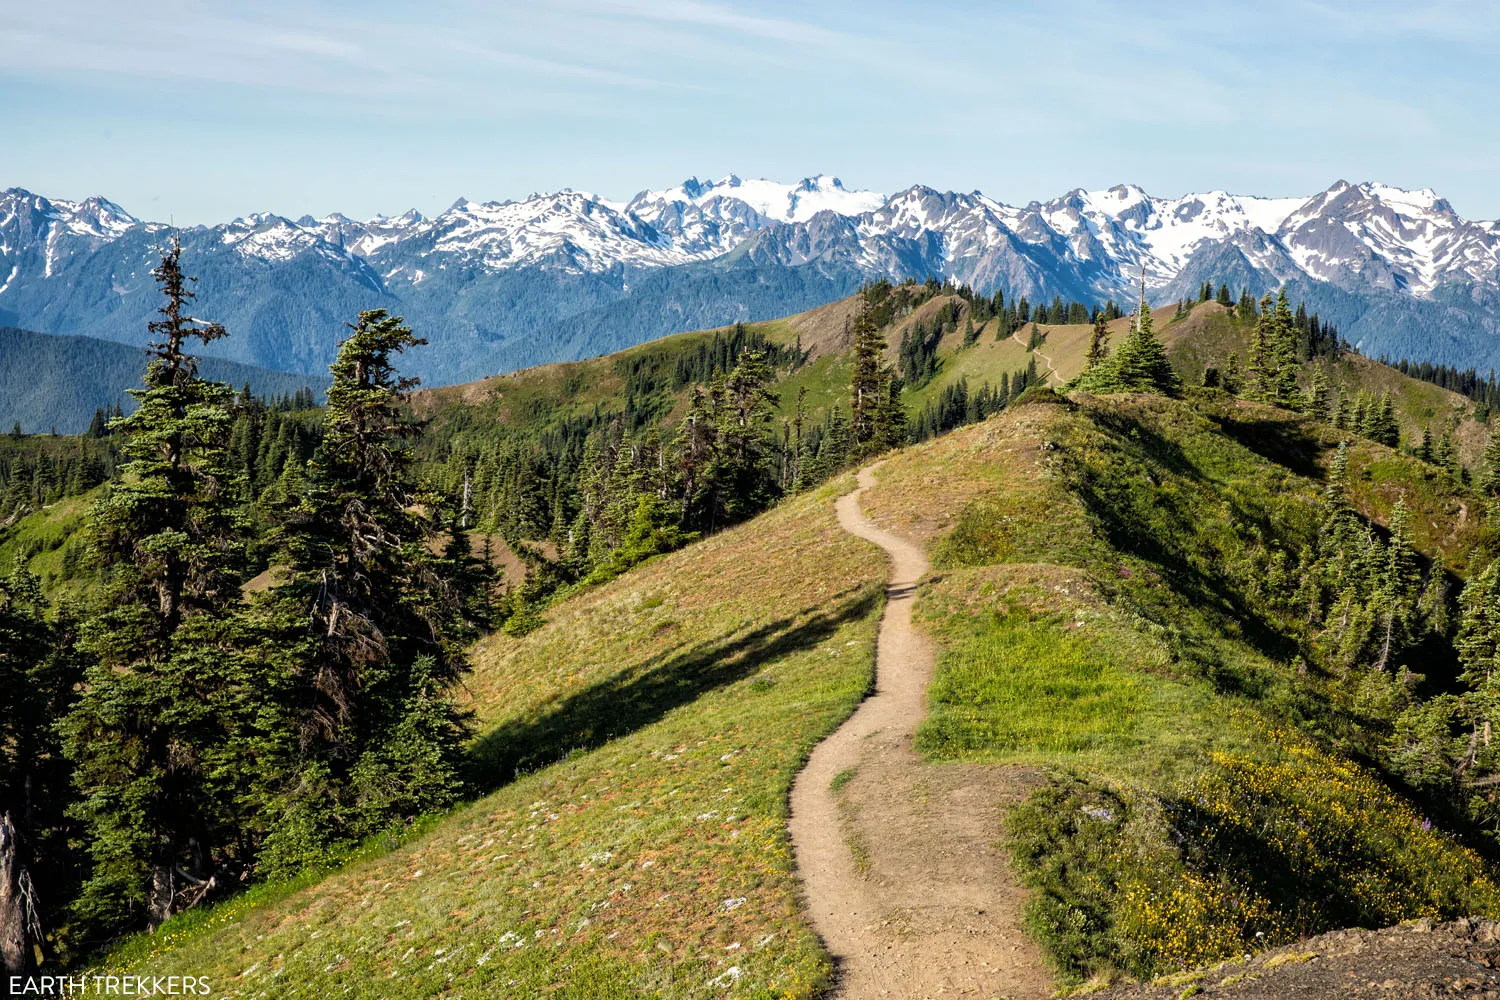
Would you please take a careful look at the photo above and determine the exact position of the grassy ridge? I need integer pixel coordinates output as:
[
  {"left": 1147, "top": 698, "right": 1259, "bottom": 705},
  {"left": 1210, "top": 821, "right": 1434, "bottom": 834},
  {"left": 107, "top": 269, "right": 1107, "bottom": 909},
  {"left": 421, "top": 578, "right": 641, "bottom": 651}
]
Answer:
[
  {"left": 1160, "top": 302, "right": 1488, "bottom": 464},
  {"left": 98, "top": 476, "right": 886, "bottom": 999},
  {"left": 863, "top": 392, "right": 1500, "bottom": 982}
]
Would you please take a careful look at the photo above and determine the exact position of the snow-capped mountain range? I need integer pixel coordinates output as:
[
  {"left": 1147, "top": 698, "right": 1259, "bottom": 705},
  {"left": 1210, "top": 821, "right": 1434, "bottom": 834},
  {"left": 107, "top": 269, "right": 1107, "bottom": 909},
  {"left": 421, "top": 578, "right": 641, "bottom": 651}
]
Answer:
[{"left": 3, "top": 174, "right": 1500, "bottom": 385}]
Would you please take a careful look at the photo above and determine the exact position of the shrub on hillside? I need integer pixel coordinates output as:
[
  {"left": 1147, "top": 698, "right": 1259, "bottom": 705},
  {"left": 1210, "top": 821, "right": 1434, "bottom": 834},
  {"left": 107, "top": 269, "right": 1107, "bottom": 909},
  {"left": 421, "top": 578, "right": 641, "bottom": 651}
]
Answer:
[{"left": 1009, "top": 723, "right": 1500, "bottom": 982}]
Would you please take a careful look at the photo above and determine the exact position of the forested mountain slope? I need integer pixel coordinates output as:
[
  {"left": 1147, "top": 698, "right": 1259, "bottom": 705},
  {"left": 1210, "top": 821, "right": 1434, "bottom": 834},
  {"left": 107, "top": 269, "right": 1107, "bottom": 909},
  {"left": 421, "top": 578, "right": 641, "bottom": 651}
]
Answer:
[{"left": 0, "top": 326, "right": 325, "bottom": 433}]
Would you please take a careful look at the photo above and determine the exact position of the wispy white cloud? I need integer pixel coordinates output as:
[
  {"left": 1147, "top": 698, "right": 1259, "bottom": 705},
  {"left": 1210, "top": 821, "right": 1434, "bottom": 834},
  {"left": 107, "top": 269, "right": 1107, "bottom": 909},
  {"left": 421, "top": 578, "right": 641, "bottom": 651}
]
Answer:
[
  {"left": 577, "top": 0, "right": 856, "bottom": 46},
  {"left": 2, "top": 0, "right": 1498, "bottom": 220}
]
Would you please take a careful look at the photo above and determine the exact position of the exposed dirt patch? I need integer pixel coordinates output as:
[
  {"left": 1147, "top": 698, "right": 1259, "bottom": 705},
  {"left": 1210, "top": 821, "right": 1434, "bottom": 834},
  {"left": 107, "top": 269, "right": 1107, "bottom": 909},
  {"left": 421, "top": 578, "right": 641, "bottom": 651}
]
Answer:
[
  {"left": 787, "top": 296, "right": 865, "bottom": 359},
  {"left": 407, "top": 373, "right": 503, "bottom": 416},
  {"left": 1093, "top": 919, "right": 1500, "bottom": 999},
  {"left": 788, "top": 464, "right": 1052, "bottom": 999}
]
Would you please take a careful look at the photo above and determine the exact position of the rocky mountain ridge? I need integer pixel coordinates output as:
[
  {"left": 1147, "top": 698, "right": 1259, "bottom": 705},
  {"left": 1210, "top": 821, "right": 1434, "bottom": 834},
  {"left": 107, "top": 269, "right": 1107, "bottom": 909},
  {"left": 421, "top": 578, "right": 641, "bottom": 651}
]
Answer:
[{"left": 3, "top": 175, "right": 1499, "bottom": 384}]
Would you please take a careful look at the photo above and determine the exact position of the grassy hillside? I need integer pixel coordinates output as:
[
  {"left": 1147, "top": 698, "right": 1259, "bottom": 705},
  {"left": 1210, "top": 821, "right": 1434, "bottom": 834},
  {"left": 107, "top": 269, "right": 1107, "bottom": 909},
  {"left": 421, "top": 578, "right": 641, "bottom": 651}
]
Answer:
[
  {"left": 0, "top": 488, "right": 104, "bottom": 600},
  {"left": 1158, "top": 303, "right": 1489, "bottom": 464},
  {"left": 410, "top": 285, "right": 1035, "bottom": 446},
  {"left": 35, "top": 284, "right": 1500, "bottom": 996},
  {"left": 861, "top": 391, "right": 1500, "bottom": 984},
  {"left": 96, "top": 476, "right": 886, "bottom": 998}
]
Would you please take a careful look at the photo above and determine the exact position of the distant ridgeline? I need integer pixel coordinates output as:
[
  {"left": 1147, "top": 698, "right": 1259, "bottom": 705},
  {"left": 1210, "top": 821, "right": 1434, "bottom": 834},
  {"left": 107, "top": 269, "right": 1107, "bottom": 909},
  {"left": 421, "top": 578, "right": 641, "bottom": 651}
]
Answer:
[{"left": 0, "top": 326, "right": 325, "bottom": 434}]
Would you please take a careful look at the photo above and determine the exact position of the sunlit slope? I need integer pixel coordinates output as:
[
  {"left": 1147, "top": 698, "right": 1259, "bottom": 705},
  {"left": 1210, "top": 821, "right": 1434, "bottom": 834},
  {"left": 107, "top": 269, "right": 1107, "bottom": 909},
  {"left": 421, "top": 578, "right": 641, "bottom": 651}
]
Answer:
[
  {"left": 0, "top": 488, "right": 104, "bottom": 600},
  {"left": 859, "top": 391, "right": 1500, "bottom": 981},
  {"left": 1161, "top": 302, "right": 1489, "bottom": 464},
  {"left": 102, "top": 477, "right": 886, "bottom": 999},
  {"left": 408, "top": 289, "right": 1061, "bottom": 440}
]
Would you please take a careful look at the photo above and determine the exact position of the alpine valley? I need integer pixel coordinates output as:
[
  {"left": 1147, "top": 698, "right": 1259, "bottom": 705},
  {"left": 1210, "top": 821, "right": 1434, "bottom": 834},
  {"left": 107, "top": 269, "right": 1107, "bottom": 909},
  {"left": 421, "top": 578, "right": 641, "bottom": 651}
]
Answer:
[{"left": 4, "top": 174, "right": 1500, "bottom": 389}]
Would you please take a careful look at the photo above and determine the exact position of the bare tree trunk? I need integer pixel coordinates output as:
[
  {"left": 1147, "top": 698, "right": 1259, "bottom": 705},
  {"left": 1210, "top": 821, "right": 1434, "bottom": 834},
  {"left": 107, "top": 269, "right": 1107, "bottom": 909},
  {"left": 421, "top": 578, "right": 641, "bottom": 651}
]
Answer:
[
  {"left": 0, "top": 813, "right": 29, "bottom": 975},
  {"left": 147, "top": 862, "right": 175, "bottom": 931}
]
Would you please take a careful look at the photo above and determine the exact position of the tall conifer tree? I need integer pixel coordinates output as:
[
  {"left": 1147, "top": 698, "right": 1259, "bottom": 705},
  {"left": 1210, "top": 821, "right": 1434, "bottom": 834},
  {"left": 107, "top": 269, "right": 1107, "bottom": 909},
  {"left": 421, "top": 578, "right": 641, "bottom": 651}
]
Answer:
[
  {"left": 1084, "top": 313, "right": 1111, "bottom": 371},
  {"left": 250, "top": 309, "right": 471, "bottom": 874},
  {"left": 1073, "top": 290, "right": 1179, "bottom": 396},
  {"left": 849, "top": 306, "right": 888, "bottom": 446},
  {"left": 63, "top": 238, "right": 251, "bottom": 932}
]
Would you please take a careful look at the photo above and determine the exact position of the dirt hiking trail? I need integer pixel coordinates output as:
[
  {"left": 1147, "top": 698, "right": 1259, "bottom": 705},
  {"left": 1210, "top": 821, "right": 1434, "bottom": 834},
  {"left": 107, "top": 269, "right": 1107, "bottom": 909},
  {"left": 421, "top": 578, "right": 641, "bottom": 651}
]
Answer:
[
  {"left": 788, "top": 465, "right": 1051, "bottom": 999},
  {"left": 1010, "top": 328, "right": 1059, "bottom": 385}
]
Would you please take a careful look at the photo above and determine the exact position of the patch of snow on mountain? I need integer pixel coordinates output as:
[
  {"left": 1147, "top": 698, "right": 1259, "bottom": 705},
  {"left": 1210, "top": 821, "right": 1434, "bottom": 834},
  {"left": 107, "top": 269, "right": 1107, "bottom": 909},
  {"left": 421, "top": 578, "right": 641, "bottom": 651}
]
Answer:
[
  {"left": 425, "top": 192, "right": 703, "bottom": 271},
  {"left": 1077, "top": 188, "right": 1301, "bottom": 277},
  {"left": 1363, "top": 183, "right": 1442, "bottom": 215},
  {"left": 1239, "top": 196, "right": 1304, "bottom": 235},
  {"left": 633, "top": 174, "right": 884, "bottom": 227}
]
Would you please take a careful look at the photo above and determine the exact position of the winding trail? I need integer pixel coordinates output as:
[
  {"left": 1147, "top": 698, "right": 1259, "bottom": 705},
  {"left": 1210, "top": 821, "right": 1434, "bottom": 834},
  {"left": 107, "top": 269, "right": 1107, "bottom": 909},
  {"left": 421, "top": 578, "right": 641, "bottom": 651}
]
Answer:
[
  {"left": 1010, "top": 328, "right": 1059, "bottom": 385},
  {"left": 787, "top": 466, "right": 1050, "bottom": 999}
]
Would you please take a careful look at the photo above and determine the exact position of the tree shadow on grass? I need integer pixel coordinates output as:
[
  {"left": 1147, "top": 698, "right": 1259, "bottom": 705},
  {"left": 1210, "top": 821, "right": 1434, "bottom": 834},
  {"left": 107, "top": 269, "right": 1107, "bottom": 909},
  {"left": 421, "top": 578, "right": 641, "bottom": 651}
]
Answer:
[
  {"left": 1205, "top": 412, "right": 1328, "bottom": 479},
  {"left": 1064, "top": 410, "right": 1307, "bottom": 675},
  {"left": 465, "top": 585, "right": 881, "bottom": 793}
]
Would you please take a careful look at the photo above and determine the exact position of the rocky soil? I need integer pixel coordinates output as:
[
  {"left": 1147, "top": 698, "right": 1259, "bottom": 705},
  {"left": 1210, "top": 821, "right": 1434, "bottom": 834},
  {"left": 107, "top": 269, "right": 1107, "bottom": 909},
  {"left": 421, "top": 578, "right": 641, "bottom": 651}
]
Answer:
[{"left": 1092, "top": 919, "right": 1500, "bottom": 1000}]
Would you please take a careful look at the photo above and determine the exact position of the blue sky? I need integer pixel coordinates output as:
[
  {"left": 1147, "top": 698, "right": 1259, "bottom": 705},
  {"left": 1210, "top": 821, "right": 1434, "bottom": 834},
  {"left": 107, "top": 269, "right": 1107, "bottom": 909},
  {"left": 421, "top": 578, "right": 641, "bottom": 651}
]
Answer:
[{"left": 2, "top": 0, "right": 1497, "bottom": 223}]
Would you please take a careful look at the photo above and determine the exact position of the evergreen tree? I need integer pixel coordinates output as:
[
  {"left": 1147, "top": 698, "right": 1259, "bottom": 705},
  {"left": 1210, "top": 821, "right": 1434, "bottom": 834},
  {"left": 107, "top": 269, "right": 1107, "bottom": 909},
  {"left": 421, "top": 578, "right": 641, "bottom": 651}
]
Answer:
[
  {"left": 708, "top": 349, "right": 781, "bottom": 524},
  {"left": 1247, "top": 290, "right": 1300, "bottom": 405},
  {"left": 849, "top": 306, "right": 887, "bottom": 447},
  {"left": 1084, "top": 313, "right": 1110, "bottom": 371},
  {"left": 848, "top": 297, "right": 907, "bottom": 459},
  {"left": 1457, "top": 562, "right": 1500, "bottom": 690},
  {"left": 0, "top": 567, "right": 81, "bottom": 972},
  {"left": 250, "top": 309, "right": 472, "bottom": 875},
  {"left": 1481, "top": 424, "right": 1500, "bottom": 518},
  {"left": 62, "top": 238, "right": 251, "bottom": 932},
  {"left": 1269, "top": 290, "right": 1301, "bottom": 403},
  {"left": 1072, "top": 295, "right": 1180, "bottom": 396},
  {"left": 1247, "top": 292, "right": 1273, "bottom": 397},
  {"left": 1222, "top": 352, "right": 1244, "bottom": 395},
  {"left": 1372, "top": 496, "right": 1420, "bottom": 671},
  {"left": 1216, "top": 283, "right": 1233, "bottom": 307},
  {"left": 875, "top": 373, "right": 909, "bottom": 449},
  {"left": 1368, "top": 392, "right": 1400, "bottom": 447},
  {"left": 1305, "top": 368, "right": 1330, "bottom": 420}
]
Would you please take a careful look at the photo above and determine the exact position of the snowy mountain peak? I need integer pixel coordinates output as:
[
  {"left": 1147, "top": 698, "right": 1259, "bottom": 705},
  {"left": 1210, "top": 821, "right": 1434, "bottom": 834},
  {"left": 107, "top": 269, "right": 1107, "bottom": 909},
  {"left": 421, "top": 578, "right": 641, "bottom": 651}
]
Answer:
[
  {"left": 628, "top": 174, "right": 884, "bottom": 227},
  {"left": 1272, "top": 180, "right": 1494, "bottom": 294},
  {"left": 63, "top": 196, "right": 139, "bottom": 238},
  {"left": 4, "top": 174, "right": 1498, "bottom": 303}
]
